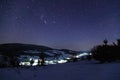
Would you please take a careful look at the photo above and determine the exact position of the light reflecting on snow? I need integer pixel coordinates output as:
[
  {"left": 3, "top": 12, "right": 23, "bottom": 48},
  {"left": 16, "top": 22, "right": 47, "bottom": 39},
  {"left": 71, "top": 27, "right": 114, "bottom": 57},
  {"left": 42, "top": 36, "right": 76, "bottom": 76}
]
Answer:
[
  {"left": 19, "top": 62, "right": 30, "bottom": 66},
  {"left": 66, "top": 57, "right": 70, "bottom": 60},
  {"left": 32, "top": 62, "right": 38, "bottom": 66},
  {"left": 45, "top": 61, "right": 56, "bottom": 64},
  {"left": 76, "top": 52, "right": 90, "bottom": 58},
  {"left": 58, "top": 60, "right": 67, "bottom": 63}
]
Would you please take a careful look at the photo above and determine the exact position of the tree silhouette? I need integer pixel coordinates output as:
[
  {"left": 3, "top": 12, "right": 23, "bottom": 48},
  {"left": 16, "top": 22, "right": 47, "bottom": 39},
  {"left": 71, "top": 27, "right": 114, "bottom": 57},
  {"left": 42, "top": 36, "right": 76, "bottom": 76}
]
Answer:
[
  {"left": 103, "top": 39, "right": 108, "bottom": 45},
  {"left": 30, "top": 59, "right": 34, "bottom": 66},
  {"left": 39, "top": 50, "right": 45, "bottom": 66},
  {"left": 91, "top": 39, "right": 120, "bottom": 63},
  {"left": 117, "top": 39, "right": 120, "bottom": 46}
]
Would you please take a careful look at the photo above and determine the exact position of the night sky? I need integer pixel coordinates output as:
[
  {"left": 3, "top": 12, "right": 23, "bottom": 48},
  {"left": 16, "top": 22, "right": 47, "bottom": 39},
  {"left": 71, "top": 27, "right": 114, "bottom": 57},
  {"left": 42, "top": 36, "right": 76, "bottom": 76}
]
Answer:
[{"left": 0, "top": 0, "right": 120, "bottom": 51}]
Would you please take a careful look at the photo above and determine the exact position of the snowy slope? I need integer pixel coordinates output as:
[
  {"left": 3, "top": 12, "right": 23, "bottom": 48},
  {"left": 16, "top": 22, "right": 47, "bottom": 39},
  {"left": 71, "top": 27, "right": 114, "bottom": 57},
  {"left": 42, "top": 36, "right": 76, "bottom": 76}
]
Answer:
[{"left": 0, "top": 61, "right": 120, "bottom": 80}]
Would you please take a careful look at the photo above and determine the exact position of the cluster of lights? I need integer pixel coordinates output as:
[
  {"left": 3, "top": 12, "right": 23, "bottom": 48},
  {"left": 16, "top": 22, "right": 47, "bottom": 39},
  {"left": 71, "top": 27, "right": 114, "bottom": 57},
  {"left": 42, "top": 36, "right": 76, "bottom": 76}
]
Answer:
[
  {"left": 19, "top": 52, "right": 91, "bottom": 66},
  {"left": 19, "top": 58, "right": 68, "bottom": 66}
]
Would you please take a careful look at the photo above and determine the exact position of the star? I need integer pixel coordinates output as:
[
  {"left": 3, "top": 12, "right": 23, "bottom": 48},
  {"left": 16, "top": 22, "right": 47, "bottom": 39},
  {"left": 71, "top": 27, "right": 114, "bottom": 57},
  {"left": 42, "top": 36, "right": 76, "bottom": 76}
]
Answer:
[
  {"left": 15, "top": 16, "right": 19, "bottom": 20},
  {"left": 0, "top": 5, "right": 3, "bottom": 8},
  {"left": 43, "top": 20, "right": 47, "bottom": 24},
  {"left": 52, "top": 21, "right": 56, "bottom": 24},
  {"left": 26, "top": 5, "right": 30, "bottom": 9},
  {"left": 31, "top": 0, "right": 35, "bottom": 2}
]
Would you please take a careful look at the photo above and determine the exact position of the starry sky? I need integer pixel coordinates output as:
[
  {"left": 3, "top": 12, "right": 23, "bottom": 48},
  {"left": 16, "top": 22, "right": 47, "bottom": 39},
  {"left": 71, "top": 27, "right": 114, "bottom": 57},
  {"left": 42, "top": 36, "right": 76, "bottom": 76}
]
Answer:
[{"left": 0, "top": 0, "right": 120, "bottom": 51}]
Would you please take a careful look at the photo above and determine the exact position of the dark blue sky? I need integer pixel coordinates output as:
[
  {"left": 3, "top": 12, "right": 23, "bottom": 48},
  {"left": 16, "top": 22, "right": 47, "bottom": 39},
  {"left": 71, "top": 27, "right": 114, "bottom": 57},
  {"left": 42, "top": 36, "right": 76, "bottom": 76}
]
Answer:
[{"left": 0, "top": 0, "right": 120, "bottom": 50}]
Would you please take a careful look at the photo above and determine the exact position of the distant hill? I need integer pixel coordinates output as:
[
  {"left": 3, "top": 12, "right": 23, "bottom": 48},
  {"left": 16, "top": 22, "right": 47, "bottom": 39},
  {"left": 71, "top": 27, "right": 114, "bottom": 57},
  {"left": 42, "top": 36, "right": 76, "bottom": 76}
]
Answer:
[
  {"left": 0, "top": 43, "right": 80, "bottom": 58},
  {"left": 0, "top": 43, "right": 52, "bottom": 55},
  {"left": 60, "top": 49, "right": 78, "bottom": 55}
]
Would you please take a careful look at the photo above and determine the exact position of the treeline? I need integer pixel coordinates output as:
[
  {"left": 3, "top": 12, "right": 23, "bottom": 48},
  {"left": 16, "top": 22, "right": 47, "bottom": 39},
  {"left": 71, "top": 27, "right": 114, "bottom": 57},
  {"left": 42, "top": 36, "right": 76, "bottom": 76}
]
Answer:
[{"left": 91, "top": 39, "right": 120, "bottom": 63}]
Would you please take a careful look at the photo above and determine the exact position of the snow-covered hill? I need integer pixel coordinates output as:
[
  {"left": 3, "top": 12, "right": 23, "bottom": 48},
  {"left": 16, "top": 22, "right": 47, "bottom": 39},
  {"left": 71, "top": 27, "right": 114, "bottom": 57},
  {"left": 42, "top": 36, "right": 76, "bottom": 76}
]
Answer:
[
  {"left": 0, "top": 43, "right": 92, "bottom": 67},
  {"left": 0, "top": 61, "right": 120, "bottom": 80}
]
